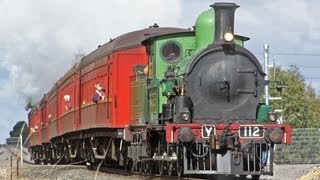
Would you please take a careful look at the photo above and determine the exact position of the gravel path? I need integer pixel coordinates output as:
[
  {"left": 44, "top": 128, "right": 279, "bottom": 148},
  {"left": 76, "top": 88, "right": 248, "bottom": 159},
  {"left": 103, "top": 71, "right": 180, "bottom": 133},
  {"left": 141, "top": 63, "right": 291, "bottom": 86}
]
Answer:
[
  {"left": 20, "top": 165, "right": 139, "bottom": 180},
  {"left": 1, "top": 145, "right": 319, "bottom": 180}
]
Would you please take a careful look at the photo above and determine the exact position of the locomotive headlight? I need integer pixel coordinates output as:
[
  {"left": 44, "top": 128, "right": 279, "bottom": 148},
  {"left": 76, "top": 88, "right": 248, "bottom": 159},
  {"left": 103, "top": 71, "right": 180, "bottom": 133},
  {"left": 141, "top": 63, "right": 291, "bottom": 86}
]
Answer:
[
  {"left": 223, "top": 32, "right": 234, "bottom": 42},
  {"left": 182, "top": 113, "right": 190, "bottom": 121},
  {"left": 268, "top": 112, "right": 278, "bottom": 122}
]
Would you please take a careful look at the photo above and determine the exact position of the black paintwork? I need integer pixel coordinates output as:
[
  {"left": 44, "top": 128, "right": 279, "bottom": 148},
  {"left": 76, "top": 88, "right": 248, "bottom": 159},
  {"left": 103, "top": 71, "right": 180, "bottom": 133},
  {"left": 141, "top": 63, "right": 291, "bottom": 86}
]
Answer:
[
  {"left": 211, "top": 3, "right": 239, "bottom": 44},
  {"left": 186, "top": 44, "right": 265, "bottom": 120}
]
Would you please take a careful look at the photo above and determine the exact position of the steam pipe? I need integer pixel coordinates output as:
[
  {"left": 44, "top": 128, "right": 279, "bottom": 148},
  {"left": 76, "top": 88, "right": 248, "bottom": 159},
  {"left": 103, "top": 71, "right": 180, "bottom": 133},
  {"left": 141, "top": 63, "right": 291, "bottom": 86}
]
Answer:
[{"left": 211, "top": 3, "right": 239, "bottom": 43}]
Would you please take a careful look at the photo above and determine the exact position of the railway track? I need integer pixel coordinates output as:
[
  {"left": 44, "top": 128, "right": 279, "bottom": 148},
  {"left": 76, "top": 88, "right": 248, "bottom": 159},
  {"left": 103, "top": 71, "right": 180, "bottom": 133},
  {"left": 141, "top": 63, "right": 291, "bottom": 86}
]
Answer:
[
  {"left": 0, "top": 146, "right": 266, "bottom": 180},
  {"left": 25, "top": 158, "right": 202, "bottom": 179},
  {"left": 0, "top": 145, "right": 216, "bottom": 179},
  {"left": 93, "top": 165, "right": 195, "bottom": 180},
  {"left": 0, "top": 145, "right": 247, "bottom": 179},
  {"left": 1, "top": 145, "right": 313, "bottom": 179},
  {"left": 91, "top": 164, "right": 261, "bottom": 180}
]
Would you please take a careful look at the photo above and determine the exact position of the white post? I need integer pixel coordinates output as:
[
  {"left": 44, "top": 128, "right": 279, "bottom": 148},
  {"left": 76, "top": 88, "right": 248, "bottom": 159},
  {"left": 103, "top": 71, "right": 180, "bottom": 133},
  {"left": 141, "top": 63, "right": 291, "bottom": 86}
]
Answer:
[
  {"left": 20, "top": 135, "right": 23, "bottom": 165},
  {"left": 264, "top": 44, "right": 270, "bottom": 105},
  {"left": 264, "top": 44, "right": 272, "bottom": 166}
]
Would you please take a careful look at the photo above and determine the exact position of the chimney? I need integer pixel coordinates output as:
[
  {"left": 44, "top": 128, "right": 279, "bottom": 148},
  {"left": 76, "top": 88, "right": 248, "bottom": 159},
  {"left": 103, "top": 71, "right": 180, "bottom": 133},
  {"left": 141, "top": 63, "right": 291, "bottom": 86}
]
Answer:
[{"left": 211, "top": 3, "right": 239, "bottom": 43}]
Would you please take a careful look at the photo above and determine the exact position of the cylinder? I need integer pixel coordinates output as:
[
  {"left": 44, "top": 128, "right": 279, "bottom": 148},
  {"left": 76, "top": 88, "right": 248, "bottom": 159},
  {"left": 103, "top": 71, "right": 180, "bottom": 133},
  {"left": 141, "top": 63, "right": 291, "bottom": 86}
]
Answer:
[
  {"left": 175, "top": 96, "right": 192, "bottom": 113},
  {"left": 174, "top": 96, "right": 192, "bottom": 122}
]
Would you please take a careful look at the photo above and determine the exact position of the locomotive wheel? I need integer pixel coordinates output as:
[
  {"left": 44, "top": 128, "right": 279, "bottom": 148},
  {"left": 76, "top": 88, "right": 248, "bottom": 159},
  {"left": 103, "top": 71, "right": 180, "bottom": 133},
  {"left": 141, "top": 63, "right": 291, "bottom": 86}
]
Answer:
[
  {"left": 132, "top": 160, "right": 138, "bottom": 172},
  {"left": 167, "top": 161, "right": 173, "bottom": 176},
  {"left": 89, "top": 150, "right": 95, "bottom": 164},
  {"left": 177, "top": 162, "right": 183, "bottom": 177},
  {"left": 86, "top": 162, "right": 94, "bottom": 170},
  {"left": 239, "top": 175, "right": 247, "bottom": 179},
  {"left": 35, "top": 159, "right": 41, "bottom": 164},
  {"left": 125, "top": 158, "right": 132, "bottom": 172},
  {"left": 251, "top": 175, "right": 260, "bottom": 180},
  {"left": 149, "top": 161, "right": 156, "bottom": 174},
  {"left": 144, "top": 161, "right": 149, "bottom": 174},
  {"left": 49, "top": 158, "right": 55, "bottom": 165},
  {"left": 63, "top": 146, "right": 70, "bottom": 164},
  {"left": 139, "top": 161, "right": 144, "bottom": 173},
  {"left": 159, "top": 161, "right": 164, "bottom": 176}
]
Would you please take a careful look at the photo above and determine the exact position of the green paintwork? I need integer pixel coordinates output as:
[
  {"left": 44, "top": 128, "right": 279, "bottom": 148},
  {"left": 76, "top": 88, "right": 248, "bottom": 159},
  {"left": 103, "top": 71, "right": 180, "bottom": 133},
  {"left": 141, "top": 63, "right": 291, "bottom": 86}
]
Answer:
[
  {"left": 195, "top": 9, "right": 215, "bottom": 50},
  {"left": 235, "top": 39, "right": 244, "bottom": 46},
  {"left": 257, "top": 104, "right": 272, "bottom": 124},
  {"left": 153, "top": 34, "right": 195, "bottom": 80},
  {"left": 194, "top": 9, "right": 245, "bottom": 51},
  {"left": 162, "top": 80, "right": 175, "bottom": 97},
  {"left": 151, "top": 34, "right": 196, "bottom": 115}
]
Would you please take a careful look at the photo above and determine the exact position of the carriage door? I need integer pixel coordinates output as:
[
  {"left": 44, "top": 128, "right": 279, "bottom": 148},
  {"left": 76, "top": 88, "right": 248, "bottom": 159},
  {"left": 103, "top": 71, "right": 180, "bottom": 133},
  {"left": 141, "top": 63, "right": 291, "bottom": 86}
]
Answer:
[{"left": 107, "top": 62, "right": 113, "bottom": 124}]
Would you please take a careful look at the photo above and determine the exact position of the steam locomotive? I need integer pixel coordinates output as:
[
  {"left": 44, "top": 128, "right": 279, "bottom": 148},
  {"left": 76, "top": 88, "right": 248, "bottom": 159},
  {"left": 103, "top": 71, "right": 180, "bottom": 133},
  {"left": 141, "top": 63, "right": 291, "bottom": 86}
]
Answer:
[{"left": 28, "top": 2, "right": 291, "bottom": 179}]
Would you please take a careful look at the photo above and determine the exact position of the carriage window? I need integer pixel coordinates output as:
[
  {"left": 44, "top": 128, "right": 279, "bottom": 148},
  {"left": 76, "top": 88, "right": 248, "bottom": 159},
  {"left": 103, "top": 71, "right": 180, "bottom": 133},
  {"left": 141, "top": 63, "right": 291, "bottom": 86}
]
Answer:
[{"left": 161, "top": 41, "right": 181, "bottom": 62}]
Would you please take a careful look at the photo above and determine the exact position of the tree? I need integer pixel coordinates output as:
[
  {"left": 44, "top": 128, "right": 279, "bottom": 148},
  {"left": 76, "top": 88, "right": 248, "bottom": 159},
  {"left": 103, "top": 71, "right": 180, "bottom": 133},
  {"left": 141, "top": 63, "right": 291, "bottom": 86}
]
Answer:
[
  {"left": 268, "top": 65, "right": 320, "bottom": 128},
  {"left": 9, "top": 121, "right": 29, "bottom": 143},
  {"left": 305, "top": 84, "right": 320, "bottom": 128}
]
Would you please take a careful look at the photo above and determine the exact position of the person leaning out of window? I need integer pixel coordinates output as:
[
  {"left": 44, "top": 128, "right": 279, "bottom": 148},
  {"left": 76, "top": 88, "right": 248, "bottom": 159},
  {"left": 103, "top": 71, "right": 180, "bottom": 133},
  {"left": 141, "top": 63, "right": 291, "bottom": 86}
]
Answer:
[{"left": 92, "top": 83, "right": 105, "bottom": 103}]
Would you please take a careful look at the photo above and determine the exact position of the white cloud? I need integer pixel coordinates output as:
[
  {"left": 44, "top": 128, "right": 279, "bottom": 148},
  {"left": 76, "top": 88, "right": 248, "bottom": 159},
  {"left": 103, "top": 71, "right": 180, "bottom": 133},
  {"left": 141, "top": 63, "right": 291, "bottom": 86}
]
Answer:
[
  {"left": 235, "top": 1, "right": 320, "bottom": 50},
  {"left": 0, "top": 0, "right": 183, "bottom": 102},
  {"left": 0, "top": 0, "right": 183, "bottom": 143}
]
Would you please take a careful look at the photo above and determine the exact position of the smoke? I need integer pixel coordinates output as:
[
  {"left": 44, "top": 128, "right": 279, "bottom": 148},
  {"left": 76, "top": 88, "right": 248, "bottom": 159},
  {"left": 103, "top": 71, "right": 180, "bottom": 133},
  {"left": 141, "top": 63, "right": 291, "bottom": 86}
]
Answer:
[
  {"left": 0, "top": 0, "right": 183, "bottom": 107},
  {"left": 24, "top": 98, "right": 34, "bottom": 111}
]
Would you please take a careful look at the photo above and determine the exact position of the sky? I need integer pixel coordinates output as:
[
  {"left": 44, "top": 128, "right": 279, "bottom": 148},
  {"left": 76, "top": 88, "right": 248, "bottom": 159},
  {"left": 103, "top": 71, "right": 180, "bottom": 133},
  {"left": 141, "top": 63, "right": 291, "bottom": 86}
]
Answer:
[{"left": 0, "top": 0, "right": 319, "bottom": 143}]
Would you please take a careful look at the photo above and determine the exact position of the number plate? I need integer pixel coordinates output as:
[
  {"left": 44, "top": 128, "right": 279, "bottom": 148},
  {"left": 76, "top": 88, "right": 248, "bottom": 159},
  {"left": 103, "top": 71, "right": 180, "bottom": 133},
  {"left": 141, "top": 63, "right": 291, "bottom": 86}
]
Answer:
[
  {"left": 202, "top": 125, "right": 215, "bottom": 138},
  {"left": 239, "top": 125, "right": 264, "bottom": 138}
]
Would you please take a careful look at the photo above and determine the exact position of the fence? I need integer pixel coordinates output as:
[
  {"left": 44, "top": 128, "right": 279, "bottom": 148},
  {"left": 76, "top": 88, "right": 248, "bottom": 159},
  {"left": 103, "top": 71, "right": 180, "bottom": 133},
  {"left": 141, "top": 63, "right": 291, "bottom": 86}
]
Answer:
[{"left": 274, "top": 128, "right": 320, "bottom": 164}]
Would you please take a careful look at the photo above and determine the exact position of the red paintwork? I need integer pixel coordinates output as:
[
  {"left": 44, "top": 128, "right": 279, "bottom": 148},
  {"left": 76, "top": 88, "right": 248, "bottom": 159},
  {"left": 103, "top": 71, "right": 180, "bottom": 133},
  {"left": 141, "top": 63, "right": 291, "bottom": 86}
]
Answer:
[
  {"left": 29, "top": 45, "right": 148, "bottom": 143},
  {"left": 165, "top": 123, "right": 203, "bottom": 143},
  {"left": 112, "top": 47, "right": 148, "bottom": 127},
  {"left": 58, "top": 71, "right": 78, "bottom": 134},
  {"left": 77, "top": 46, "right": 148, "bottom": 131},
  {"left": 39, "top": 98, "right": 50, "bottom": 143},
  {"left": 37, "top": 107, "right": 43, "bottom": 145},
  {"left": 74, "top": 73, "right": 81, "bottom": 131},
  {"left": 79, "top": 56, "right": 109, "bottom": 130},
  {"left": 165, "top": 123, "right": 292, "bottom": 144},
  {"left": 47, "top": 89, "right": 59, "bottom": 140},
  {"left": 28, "top": 116, "right": 35, "bottom": 146},
  {"left": 29, "top": 107, "right": 42, "bottom": 146}
]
